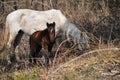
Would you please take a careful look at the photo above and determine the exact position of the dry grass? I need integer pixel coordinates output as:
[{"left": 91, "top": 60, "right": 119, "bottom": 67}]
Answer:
[
  {"left": 0, "top": 42, "right": 120, "bottom": 80},
  {"left": 47, "top": 48, "right": 120, "bottom": 80},
  {"left": 0, "top": 47, "right": 120, "bottom": 80}
]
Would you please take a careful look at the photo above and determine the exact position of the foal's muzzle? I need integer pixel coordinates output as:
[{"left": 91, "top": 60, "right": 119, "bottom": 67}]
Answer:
[{"left": 50, "top": 39, "right": 55, "bottom": 43}]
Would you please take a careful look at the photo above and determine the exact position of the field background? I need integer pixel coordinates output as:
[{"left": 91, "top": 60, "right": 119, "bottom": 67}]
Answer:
[{"left": 0, "top": 0, "right": 120, "bottom": 80}]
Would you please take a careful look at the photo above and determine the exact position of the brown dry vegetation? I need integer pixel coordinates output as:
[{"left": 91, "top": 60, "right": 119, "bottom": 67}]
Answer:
[{"left": 0, "top": 0, "right": 120, "bottom": 80}]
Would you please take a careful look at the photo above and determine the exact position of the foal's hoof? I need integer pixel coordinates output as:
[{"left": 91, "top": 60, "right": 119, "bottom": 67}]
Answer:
[{"left": 29, "top": 59, "right": 32, "bottom": 63}]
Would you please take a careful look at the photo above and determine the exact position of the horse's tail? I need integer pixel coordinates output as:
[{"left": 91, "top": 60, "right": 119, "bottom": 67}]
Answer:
[{"left": 0, "top": 21, "right": 9, "bottom": 54}]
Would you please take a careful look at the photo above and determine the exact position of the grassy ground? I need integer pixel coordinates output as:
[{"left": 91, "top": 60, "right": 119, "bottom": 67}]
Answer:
[{"left": 0, "top": 43, "right": 120, "bottom": 80}]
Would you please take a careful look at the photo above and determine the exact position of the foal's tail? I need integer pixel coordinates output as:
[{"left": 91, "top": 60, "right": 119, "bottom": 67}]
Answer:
[{"left": 0, "top": 21, "right": 9, "bottom": 54}]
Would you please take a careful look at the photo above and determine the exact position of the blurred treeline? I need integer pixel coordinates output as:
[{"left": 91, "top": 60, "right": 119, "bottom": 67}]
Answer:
[{"left": 0, "top": 0, "right": 120, "bottom": 42}]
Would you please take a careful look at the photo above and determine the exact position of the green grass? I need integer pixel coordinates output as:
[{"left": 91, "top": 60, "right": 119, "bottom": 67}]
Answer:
[{"left": 0, "top": 67, "right": 43, "bottom": 80}]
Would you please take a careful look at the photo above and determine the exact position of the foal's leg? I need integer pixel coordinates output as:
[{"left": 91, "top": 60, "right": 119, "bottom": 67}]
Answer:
[
  {"left": 44, "top": 51, "right": 49, "bottom": 67},
  {"left": 13, "top": 30, "right": 24, "bottom": 61},
  {"left": 43, "top": 48, "right": 50, "bottom": 67},
  {"left": 29, "top": 42, "right": 36, "bottom": 63},
  {"left": 48, "top": 45, "right": 54, "bottom": 64},
  {"left": 29, "top": 46, "right": 36, "bottom": 64},
  {"left": 29, "top": 52, "right": 32, "bottom": 63},
  {"left": 33, "top": 45, "right": 41, "bottom": 64}
]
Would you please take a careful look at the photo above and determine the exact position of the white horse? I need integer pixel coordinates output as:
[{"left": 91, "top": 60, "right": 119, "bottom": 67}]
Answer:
[{"left": 1, "top": 9, "right": 89, "bottom": 63}]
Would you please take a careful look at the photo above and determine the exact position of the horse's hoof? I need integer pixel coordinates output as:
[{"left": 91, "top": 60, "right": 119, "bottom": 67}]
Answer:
[
  {"left": 8, "top": 60, "right": 11, "bottom": 64},
  {"left": 16, "top": 56, "right": 20, "bottom": 61}
]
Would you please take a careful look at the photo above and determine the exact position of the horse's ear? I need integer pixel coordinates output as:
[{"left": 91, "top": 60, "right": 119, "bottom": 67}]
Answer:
[
  {"left": 53, "top": 22, "right": 55, "bottom": 26},
  {"left": 47, "top": 22, "right": 49, "bottom": 27}
]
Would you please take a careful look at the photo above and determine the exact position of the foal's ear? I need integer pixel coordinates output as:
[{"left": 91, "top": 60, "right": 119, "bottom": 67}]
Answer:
[
  {"left": 53, "top": 22, "right": 55, "bottom": 26},
  {"left": 47, "top": 22, "right": 50, "bottom": 27}
]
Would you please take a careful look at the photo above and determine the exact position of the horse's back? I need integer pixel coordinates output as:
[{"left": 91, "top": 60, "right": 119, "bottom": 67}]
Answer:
[
  {"left": 6, "top": 9, "right": 67, "bottom": 35},
  {"left": 6, "top": 9, "right": 36, "bottom": 23},
  {"left": 6, "top": 9, "right": 62, "bottom": 22}
]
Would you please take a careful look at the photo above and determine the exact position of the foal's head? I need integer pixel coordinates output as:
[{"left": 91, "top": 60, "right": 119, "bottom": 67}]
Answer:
[{"left": 47, "top": 22, "right": 55, "bottom": 43}]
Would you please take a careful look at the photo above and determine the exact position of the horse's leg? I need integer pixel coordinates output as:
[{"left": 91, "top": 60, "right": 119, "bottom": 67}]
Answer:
[
  {"left": 13, "top": 30, "right": 24, "bottom": 49},
  {"left": 6, "top": 43, "right": 11, "bottom": 64},
  {"left": 6, "top": 31, "right": 19, "bottom": 64},
  {"left": 13, "top": 30, "right": 24, "bottom": 61}
]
